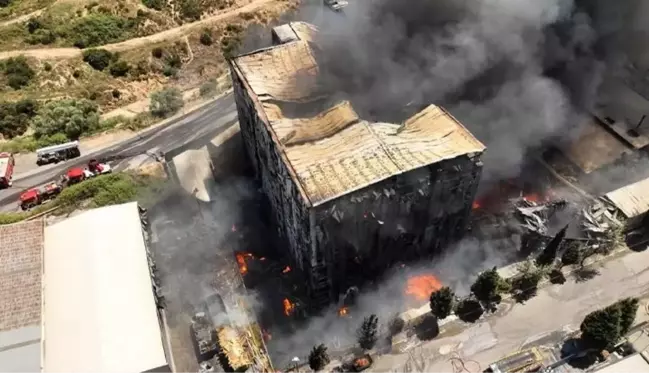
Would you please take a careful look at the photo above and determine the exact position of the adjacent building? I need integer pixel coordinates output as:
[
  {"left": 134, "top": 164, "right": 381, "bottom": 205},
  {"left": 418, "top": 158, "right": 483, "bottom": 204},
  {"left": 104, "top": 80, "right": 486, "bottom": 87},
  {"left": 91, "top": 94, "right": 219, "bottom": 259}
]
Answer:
[
  {"left": 0, "top": 202, "right": 170, "bottom": 372},
  {"left": 229, "top": 22, "right": 485, "bottom": 308}
]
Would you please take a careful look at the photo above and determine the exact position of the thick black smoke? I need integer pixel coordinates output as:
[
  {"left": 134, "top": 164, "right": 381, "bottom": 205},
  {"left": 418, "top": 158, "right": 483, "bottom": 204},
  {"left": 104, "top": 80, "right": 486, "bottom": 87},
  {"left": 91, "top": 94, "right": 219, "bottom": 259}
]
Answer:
[{"left": 308, "top": 0, "right": 645, "bottom": 184}]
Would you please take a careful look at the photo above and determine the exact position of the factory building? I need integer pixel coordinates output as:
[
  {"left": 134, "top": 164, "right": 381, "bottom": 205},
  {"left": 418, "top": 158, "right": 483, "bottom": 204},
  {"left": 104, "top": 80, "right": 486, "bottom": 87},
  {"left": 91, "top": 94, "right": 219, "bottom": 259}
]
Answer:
[{"left": 229, "top": 22, "right": 485, "bottom": 308}]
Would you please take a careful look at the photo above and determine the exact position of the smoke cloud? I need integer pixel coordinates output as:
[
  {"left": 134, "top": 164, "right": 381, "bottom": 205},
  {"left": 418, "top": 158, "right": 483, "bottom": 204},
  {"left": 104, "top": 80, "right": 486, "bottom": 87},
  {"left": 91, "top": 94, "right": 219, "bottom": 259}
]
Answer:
[{"left": 306, "top": 0, "right": 640, "bottom": 184}]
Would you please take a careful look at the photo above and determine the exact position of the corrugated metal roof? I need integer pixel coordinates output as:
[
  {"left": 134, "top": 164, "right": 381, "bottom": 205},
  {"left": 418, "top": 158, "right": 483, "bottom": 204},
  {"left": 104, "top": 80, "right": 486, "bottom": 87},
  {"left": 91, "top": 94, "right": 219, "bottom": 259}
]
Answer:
[
  {"left": 559, "top": 117, "right": 633, "bottom": 174},
  {"left": 43, "top": 202, "right": 167, "bottom": 373},
  {"left": 233, "top": 22, "right": 485, "bottom": 206},
  {"left": 595, "top": 353, "right": 649, "bottom": 373},
  {"left": 605, "top": 176, "right": 649, "bottom": 218}
]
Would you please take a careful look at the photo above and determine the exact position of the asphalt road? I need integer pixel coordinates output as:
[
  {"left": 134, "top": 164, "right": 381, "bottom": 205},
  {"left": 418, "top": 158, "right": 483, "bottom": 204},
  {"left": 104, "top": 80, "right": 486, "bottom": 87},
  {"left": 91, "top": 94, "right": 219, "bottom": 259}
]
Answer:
[{"left": 0, "top": 93, "right": 238, "bottom": 211}]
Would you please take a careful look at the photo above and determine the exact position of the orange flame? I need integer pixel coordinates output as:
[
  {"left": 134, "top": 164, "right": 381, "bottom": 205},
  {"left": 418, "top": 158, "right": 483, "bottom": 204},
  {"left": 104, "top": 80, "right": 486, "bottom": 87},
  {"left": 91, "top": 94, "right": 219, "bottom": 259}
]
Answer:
[
  {"left": 338, "top": 306, "right": 349, "bottom": 316},
  {"left": 405, "top": 275, "right": 442, "bottom": 301},
  {"left": 523, "top": 193, "right": 541, "bottom": 203},
  {"left": 283, "top": 298, "right": 295, "bottom": 316},
  {"left": 472, "top": 200, "right": 482, "bottom": 210},
  {"left": 235, "top": 252, "right": 253, "bottom": 275},
  {"left": 282, "top": 266, "right": 291, "bottom": 274}
]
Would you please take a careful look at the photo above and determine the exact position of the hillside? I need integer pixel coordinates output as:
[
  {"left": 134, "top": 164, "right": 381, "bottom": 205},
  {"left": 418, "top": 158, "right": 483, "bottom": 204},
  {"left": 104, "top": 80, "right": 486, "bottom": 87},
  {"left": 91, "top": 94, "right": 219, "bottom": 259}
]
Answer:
[{"left": 0, "top": 0, "right": 298, "bottom": 149}]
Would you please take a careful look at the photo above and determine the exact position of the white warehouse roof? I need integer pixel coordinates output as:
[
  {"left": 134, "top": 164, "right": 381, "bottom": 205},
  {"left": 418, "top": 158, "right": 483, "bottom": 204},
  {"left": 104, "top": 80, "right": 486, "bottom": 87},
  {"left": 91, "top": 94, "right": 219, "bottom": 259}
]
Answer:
[{"left": 43, "top": 202, "right": 167, "bottom": 373}]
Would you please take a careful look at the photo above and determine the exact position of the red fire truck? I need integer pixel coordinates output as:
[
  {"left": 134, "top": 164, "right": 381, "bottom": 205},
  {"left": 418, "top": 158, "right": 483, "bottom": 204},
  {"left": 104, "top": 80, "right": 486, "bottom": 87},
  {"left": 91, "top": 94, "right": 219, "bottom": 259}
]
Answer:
[
  {"left": 0, "top": 152, "right": 15, "bottom": 189},
  {"left": 19, "top": 182, "right": 63, "bottom": 210}
]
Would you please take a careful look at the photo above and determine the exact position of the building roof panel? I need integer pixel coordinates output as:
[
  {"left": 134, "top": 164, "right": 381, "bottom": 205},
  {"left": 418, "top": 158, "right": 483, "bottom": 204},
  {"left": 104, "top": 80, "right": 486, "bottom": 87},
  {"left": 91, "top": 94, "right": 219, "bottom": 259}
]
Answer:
[
  {"left": 43, "top": 202, "right": 167, "bottom": 373},
  {"left": 233, "top": 22, "right": 485, "bottom": 206},
  {"left": 605, "top": 176, "right": 649, "bottom": 218}
]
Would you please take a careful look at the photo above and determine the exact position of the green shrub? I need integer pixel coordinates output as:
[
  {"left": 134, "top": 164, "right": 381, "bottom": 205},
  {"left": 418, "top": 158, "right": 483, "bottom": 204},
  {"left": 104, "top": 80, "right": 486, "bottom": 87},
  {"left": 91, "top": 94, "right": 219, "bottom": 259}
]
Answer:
[
  {"left": 0, "top": 0, "right": 11, "bottom": 7},
  {"left": 199, "top": 79, "right": 218, "bottom": 97},
  {"left": 164, "top": 52, "right": 182, "bottom": 68},
  {"left": 43, "top": 62, "right": 52, "bottom": 71},
  {"left": 68, "top": 14, "right": 132, "bottom": 48},
  {"left": 25, "top": 29, "right": 56, "bottom": 45},
  {"left": 178, "top": 0, "right": 201, "bottom": 21},
  {"left": 149, "top": 87, "right": 183, "bottom": 118},
  {"left": 125, "top": 112, "right": 155, "bottom": 130},
  {"left": 109, "top": 60, "right": 130, "bottom": 77},
  {"left": 3, "top": 56, "right": 35, "bottom": 90},
  {"left": 82, "top": 48, "right": 113, "bottom": 71},
  {"left": 112, "top": 89, "right": 121, "bottom": 99},
  {"left": 26, "top": 18, "right": 42, "bottom": 33},
  {"left": 142, "top": 0, "right": 165, "bottom": 10},
  {"left": 162, "top": 65, "right": 178, "bottom": 77},
  {"left": 200, "top": 29, "right": 213, "bottom": 46},
  {"left": 0, "top": 99, "right": 38, "bottom": 138},
  {"left": 72, "top": 69, "right": 82, "bottom": 78},
  {"left": 32, "top": 99, "right": 100, "bottom": 140},
  {"left": 221, "top": 35, "right": 241, "bottom": 59},
  {"left": 151, "top": 47, "right": 164, "bottom": 58}
]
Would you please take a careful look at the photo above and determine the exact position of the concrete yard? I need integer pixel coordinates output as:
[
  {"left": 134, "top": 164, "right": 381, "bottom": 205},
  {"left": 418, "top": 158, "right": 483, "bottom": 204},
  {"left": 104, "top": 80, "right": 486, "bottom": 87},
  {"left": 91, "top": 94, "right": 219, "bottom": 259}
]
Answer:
[{"left": 370, "top": 248, "right": 649, "bottom": 372}]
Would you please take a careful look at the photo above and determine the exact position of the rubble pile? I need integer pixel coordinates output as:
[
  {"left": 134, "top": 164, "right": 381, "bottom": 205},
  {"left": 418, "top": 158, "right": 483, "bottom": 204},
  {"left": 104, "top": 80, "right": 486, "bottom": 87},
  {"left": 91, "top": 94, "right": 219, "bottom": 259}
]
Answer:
[
  {"left": 513, "top": 196, "right": 624, "bottom": 256},
  {"left": 581, "top": 199, "right": 625, "bottom": 237}
]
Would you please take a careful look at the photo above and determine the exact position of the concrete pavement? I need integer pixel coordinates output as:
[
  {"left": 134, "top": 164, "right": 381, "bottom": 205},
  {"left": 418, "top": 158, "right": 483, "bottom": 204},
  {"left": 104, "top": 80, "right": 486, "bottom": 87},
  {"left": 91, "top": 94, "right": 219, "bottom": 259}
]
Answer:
[
  {"left": 370, "top": 248, "right": 649, "bottom": 372},
  {"left": 0, "top": 93, "right": 238, "bottom": 211}
]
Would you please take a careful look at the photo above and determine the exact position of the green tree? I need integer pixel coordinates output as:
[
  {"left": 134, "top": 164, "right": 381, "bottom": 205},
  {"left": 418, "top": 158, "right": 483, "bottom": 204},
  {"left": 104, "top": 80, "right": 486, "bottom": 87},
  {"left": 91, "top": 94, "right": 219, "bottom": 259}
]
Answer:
[
  {"left": 31, "top": 99, "right": 100, "bottom": 140},
  {"left": 455, "top": 297, "right": 483, "bottom": 323},
  {"left": 536, "top": 224, "right": 568, "bottom": 266},
  {"left": 0, "top": 99, "right": 38, "bottom": 138},
  {"left": 308, "top": 344, "right": 330, "bottom": 371},
  {"left": 357, "top": 314, "right": 378, "bottom": 350},
  {"left": 0, "top": 0, "right": 11, "bottom": 7},
  {"left": 618, "top": 297, "right": 639, "bottom": 335},
  {"left": 580, "top": 298, "right": 639, "bottom": 351},
  {"left": 470, "top": 267, "right": 510, "bottom": 307},
  {"left": 82, "top": 49, "right": 114, "bottom": 71},
  {"left": 149, "top": 88, "right": 184, "bottom": 118},
  {"left": 3, "top": 56, "right": 35, "bottom": 90},
  {"left": 429, "top": 286, "right": 455, "bottom": 319},
  {"left": 561, "top": 242, "right": 582, "bottom": 266},
  {"left": 580, "top": 305, "right": 622, "bottom": 351}
]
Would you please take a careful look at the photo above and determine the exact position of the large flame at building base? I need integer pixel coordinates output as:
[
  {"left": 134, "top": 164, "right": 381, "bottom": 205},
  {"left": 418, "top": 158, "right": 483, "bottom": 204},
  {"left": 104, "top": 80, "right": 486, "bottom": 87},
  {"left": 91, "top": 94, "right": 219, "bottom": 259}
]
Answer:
[{"left": 405, "top": 275, "right": 443, "bottom": 301}]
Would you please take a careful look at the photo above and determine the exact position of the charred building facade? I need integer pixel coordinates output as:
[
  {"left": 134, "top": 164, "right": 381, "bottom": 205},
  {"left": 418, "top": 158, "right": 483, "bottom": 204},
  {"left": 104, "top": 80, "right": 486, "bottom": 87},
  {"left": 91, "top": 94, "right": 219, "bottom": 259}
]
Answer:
[{"left": 229, "top": 23, "right": 485, "bottom": 308}]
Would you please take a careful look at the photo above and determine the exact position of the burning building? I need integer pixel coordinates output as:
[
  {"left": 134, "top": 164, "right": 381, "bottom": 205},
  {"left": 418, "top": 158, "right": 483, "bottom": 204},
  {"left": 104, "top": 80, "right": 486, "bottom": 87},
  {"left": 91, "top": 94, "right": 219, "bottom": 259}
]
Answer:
[{"left": 229, "top": 22, "right": 485, "bottom": 309}]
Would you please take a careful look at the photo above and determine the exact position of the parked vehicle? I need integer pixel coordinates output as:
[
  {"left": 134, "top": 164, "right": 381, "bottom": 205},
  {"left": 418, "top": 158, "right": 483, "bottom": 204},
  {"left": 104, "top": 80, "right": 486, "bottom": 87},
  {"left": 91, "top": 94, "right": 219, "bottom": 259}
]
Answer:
[
  {"left": 87, "top": 159, "right": 112, "bottom": 175},
  {"left": 324, "top": 0, "right": 348, "bottom": 11},
  {"left": 62, "top": 160, "right": 111, "bottom": 186},
  {"left": 36, "top": 141, "right": 81, "bottom": 166},
  {"left": 19, "top": 189, "right": 40, "bottom": 211},
  {"left": 65, "top": 167, "right": 87, "bottom": 186},
  {"left": 19, "top": 182, "right": 62, "bottom": 210},
  {"left": 0, "top": 152, "right": 15, "bottom": 189}
]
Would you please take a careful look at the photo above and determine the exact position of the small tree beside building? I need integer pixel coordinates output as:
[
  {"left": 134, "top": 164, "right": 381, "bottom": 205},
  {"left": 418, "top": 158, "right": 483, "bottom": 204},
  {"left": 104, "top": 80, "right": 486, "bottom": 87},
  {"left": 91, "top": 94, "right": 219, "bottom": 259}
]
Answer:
[
  {"left": 357, "top": 314, "right": 379, "bottom": 350},
  {"left": 430, "top": 286, "right": 455, "bottom": 319},
  {"left": 580, "top": 297, "right": 639, "bottom": 351},
  {"left": 470, "top": 267, "right": 510, "bottom": 310},
  {"left": 308, "top": 344, "right": 330, "bottom": 371}
]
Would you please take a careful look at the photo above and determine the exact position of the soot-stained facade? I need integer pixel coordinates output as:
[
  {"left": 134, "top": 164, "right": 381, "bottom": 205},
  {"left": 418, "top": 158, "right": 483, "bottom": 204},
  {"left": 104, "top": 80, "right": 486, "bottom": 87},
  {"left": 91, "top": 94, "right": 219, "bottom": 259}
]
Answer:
[{"left": 229, "top": 22, "right": 485, "bottom": 309}]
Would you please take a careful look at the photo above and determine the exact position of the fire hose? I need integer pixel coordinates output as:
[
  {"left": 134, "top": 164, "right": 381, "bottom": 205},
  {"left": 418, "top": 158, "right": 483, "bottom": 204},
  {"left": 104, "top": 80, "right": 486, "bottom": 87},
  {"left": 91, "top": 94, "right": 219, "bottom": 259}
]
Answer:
[{"left": 449, "top": 352, "right": 481, "bottom": 373}]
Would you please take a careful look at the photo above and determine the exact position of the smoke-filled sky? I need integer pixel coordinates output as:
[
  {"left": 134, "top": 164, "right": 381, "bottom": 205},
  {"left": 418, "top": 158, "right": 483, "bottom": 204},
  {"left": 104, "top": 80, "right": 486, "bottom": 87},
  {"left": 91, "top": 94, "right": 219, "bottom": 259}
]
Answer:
[{"left": 307, "top": 0, "right": 649, "bottom": 184}]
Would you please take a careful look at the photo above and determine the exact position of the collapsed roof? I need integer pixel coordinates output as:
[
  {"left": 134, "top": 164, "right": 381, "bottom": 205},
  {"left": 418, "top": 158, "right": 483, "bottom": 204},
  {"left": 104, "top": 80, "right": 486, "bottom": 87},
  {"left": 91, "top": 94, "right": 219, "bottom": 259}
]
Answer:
[{"left": 231, "top": 22, "right": 485, "bottom": 207}]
